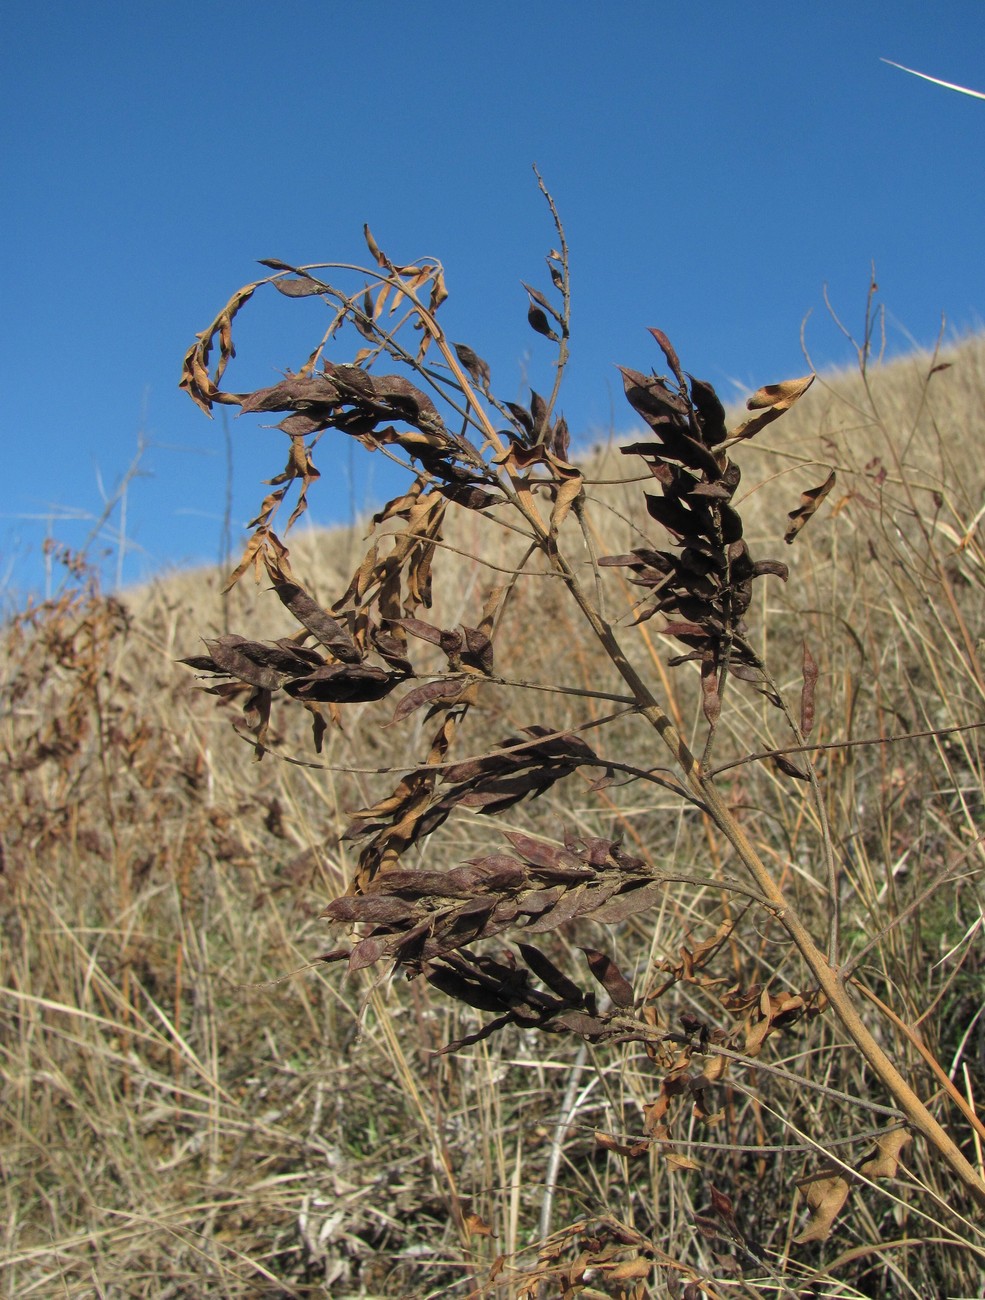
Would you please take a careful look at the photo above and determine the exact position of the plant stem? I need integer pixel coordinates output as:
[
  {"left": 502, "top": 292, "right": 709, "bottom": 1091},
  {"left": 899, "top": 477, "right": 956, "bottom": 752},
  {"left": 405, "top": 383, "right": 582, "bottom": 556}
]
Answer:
[{"left": 549, "top": 544, "right": 985, "bottom": 1213}]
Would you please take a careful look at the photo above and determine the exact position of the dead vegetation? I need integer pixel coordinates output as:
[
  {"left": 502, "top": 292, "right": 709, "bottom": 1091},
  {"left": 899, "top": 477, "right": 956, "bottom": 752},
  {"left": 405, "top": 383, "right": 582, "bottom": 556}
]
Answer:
[{"left": 2, "top": 201, "right": 984, "bottom": 1297}]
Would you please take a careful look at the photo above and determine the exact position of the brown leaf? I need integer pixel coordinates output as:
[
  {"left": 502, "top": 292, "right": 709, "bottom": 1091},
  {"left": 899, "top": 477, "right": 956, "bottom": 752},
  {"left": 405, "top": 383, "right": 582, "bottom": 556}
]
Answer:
[
  {"left": 784, "top": 470, "right": 836, "bottom": 544},
  {"left": 595, "top": 1131, "right": 650, "bottom": 1158},
  {"left": 582, "top": 948, "right": 635, "bottom": 1007},
  {"left": 516, "top": 942, "right": 584, "bottom": 1005},
  {"left": 607, "top": 1259, "right": 652, "bottom": 1282},
  {"left": 204, "top": 636, "right": 284, "bottom": 690},
  {"left": 363, "top": 223, "right": 388, "bottom": 269},
  {"left": 801, "top": 642, "right": 819, "bottom": 736},
  {"left": 464, "top": 1212, "right": 495, "bottom": 1238},
  {"left": 664, "top": 1153, "right": 701, "bottom": 1172},
  {"left": 323, "top": 895, "right": 417, "bottom": 924},
  {"left": 730, "top": 373, "right": 815, "bottom": 442},
  {"left": 271, "top": 582, "right": 361, "bottom": 663},
  {"left": 648, "top": 327, "right": 685, "bottom": 387},
  {"left": 521, "top": 281, "right": 562, "bottom": 322},
  {"left": 746, "top": 374, "right": 816, "bottom": 411},
  {"left": 284, "top": 663, "right": 401, "bottom": 703},
  {"left": 858, "top": 1129, "right": 911, "bottom": 1180},
  {"left": 701, "top": 659, "right": 720, "bottom": 726},
  {"left": 553, "top": 1010, "right": 610, "bottom": 1038},
  {"left": 453, "top": 342, "right": 491, "bottom": 393},
  {"left": 793, "top": 1170, "right": 851, "bottom": 1244},
  {"left": 773, "top": 754, "right": 810, "bottom": 781},
  {"left": 273, "top": 276, "right": 326, "bottom": 298},
  {"left": 550, "top": 468, "right": 584, "bottom": 536},
  {"left": 389, "top": 677, "right": 474, "bottom": 725},
  {"left": 528, "top": 303, "right": 559, "bottom": 341}
]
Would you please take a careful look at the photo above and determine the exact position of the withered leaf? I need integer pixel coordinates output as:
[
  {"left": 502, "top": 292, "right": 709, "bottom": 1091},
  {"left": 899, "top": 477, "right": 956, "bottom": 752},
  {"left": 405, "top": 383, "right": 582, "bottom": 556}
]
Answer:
[
  {"left": 619, "top": 367, "right": 691, "bottom": 419},
  {"left": 271, "top": 581, "right": 361, "bottom": 662},
  {"left": 521, "top": 281, "right": 562, "bottom": 321},
  {"left": 323, "top": 895, "right": 417, "bottom": 925},
  {"left": 608, "top": 1259, "right": 653, "bottom": 1282},
  {"left": 389, "top": 676, "right": 473, "bottom": 725},
  {"left": 503, "top": 831, "right": 581, "bottom": 872},
  {"left": 273, "top": 276, "right": 327, "bottom": 298},
  {"left": 785, "top": 470, "right": 836, "bottom": 544},
  {"left": 746, "top": 373, "right": 816, "bottom": 411},
  {"left": 463, "top": 1212, "right": 495, "bottom": 1238},
  {"left": 434, "top": 1014, "right": 515, "bottom": 1055},
  {"left": 793, "top": 1170, "right": 851, "bottom": 1244},
  {"left": 453, "top": 342, "right": 491, "bottom": 393},
  {"left": 730, "top": 372, "right": 815, "bottom": 442},
  {"left": 582, "top": 948, "right": 635, "bottom": 1007},
  {"left": 687, "top": 375, "right": 727, "bottom": 443},
  {"left": 648, "top": 328, "right": 685, "bottom": 387},
  {"left": 772, "top": 753, "right": 810, "bottom": 781},
  {"left": 665, "top": 1153, "right": 701, "bottom": 1172},
  {"left": 239, "top": 374, "right": 340, "bottom": 415},
  {"left": 516, "top": 942, "right": 584, "bottom": 1005},
  {"left": 203, "top": 636, "right": 284, "bottom": 690},
  {"left": 425, "top": 966, "right": 510, "bottom": 1013},
  {"left": 553, "top": 1010, "right": 610, "bottom": 1038},
  {"left": 530, "top": 390, "right": 549, "bottom": 434},
  {"left": 348, "top": 934, "right": 386, "bottom": 971},
  {"left": 589, "top": 880, "right": 667, "bottom": 923},
  {"left": 527, "top": 303, "right": 559, "bottom": 341},
  {"left": 505, "top": 402, "right": 534, "bottom": 436},
  {"left": 284, "top": 663, "right": 402, "bottom": 703},
  {"left": 550, "top": 469, "right": 584, "bottom": 535},
  {"left": 363, "top": 223, "right": 388, "bottom": 269},
  {"left": 595, "top": 1132, "right": 650, "bottom": 1159},
  {"left": 858, "top": 1128, "right": 911, "bottom": 1179},
  {"left": 449, "top": 858, "right": 529, "bottom": 893},
  {"left": 801, "top": 642, "right": 819, "bottom": 736},
  {"left": 436, "top": 481, "right": 499, "bottom": 511}
]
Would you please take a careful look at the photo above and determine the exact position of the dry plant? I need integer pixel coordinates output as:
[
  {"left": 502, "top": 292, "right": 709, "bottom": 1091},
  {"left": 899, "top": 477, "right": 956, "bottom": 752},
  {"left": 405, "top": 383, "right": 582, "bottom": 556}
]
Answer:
[
  {"left": 2, "top": 193, "right": 984, "bottom": 1298},
  {"left": 174, "top": 186, "right": 983, "bottom": 1293}
]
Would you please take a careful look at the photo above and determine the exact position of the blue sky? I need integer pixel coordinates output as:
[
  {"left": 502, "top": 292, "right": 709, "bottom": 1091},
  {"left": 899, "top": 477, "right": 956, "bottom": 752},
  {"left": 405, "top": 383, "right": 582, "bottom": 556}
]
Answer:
[{"left": 3, "top": 2, "right": 984, "bottom": 602}]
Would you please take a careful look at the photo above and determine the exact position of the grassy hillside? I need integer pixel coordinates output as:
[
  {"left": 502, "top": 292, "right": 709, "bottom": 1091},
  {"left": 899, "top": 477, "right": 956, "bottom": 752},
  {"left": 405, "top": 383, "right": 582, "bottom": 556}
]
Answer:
[{"left": 2, "top": 330, "right": 984, "bottom": 1298}]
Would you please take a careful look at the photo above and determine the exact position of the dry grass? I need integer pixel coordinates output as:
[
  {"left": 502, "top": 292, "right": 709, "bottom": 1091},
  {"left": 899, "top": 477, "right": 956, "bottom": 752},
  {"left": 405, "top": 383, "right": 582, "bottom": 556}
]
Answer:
[{"left": 2, "top": 333, "right": 984, "bottom": 1297}]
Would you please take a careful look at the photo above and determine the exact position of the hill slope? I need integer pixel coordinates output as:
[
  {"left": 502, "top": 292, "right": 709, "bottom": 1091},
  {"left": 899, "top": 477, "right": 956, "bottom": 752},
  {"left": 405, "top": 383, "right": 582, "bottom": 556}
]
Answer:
[{"left": 2, "top": 335, "right": 984, "bottom": 1297}]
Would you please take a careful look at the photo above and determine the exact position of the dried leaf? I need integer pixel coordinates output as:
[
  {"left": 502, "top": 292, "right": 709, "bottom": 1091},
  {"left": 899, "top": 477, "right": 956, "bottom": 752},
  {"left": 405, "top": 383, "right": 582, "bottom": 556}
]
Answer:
[
  {"left": 793, "top": 1171, "right": 851, "bottom": 1244},
  {"left": 858, "top": 1129, "right": 911, "bottom": 1179},
  {"left": 582, "top": 948, "right": 635, "bottom": 1007},
  {"left": 516, "top": 942, "right": 584, "bottom": 1005},
  {"left": 746, "top": 374, "right": 816, "bottom": 411},
  {"left": 648, "top": 328, "right": 685, "bottom": 388},
  {"left": 464, "top": 1212, "right": 495, "bottom": 1238},
  {"left": 389, "top": 676, "right": 473, "bottom": 725},
  {"left": 363, "top": 223, "right": 388, "bottom": 269},
  {"left": 528, "top": 303, "right": 559, "bottom": 341},
  {"left": 801, "top": 642, "right": 819, "bottom": 736},
  {"left": 453, "top": 342, "right": 491, "bottom": 393},
  {"left": 608, "top": 1258, "right": 653, "bottom": 1282},
  {"left": 595, "top": 1131, "right": 650, "bottom": 1158},
  {"left": 273, "top": 276, "right": 326, "bottom": 298},
  {"left": 271, "top": 581, "right": 361, "bottom": 663},
  {"left": 773, "top": 753, "right": 809, "bottom": 781},
  {"left": 665, "top": 1153, "right": 702, "bottom": 1172},
  {"left": 784, "top": 470, "right": 836, "bottom": 544},
  {"left": 730, "top": 373, "right": 815, "bottom": 442},
  {"left": 550, "top": 468, "right": 584, "bottom": 535}
]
